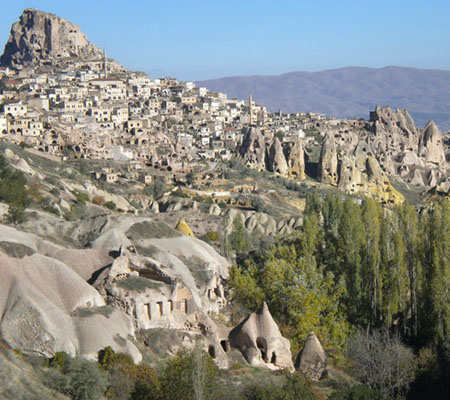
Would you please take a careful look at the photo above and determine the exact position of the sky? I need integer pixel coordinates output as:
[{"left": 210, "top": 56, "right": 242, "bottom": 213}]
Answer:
[{"left": 1, "top": 0, "right": 450, "bottom": 81}]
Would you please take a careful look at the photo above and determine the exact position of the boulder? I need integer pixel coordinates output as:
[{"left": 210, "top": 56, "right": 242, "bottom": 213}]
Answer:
[
  {"left": 229, "top": 302, "right": 294, "bottom": 371},
  {"left": 295, "top": 332, "right": 326, "bottom": 380}
]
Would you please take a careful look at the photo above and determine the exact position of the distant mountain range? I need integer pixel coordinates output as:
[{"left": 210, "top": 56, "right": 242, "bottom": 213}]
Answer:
[{"left": 197, "top": 66, "right": 450, "bottom": 131}]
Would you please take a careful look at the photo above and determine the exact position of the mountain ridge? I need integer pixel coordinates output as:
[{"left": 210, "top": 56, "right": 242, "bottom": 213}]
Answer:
[{"left": 197, "top": 66, "right": 450, "bottom": 131}]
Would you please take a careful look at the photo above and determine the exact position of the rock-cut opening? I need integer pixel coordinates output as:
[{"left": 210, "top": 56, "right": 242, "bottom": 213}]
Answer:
[{"left": 256, "top": 337, "right": 267, "bottom": 362}]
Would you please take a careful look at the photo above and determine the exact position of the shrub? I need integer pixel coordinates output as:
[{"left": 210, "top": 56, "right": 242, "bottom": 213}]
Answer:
[
  {"left": 4, "top": 205, "right": 27, "bottom": 225},
  {"left": 328, "top": 385, "right": 381, "bottom": 400},
  {"left": 92, "top": 195, "right": 105, "bottom": 206},
  {"left": 62, "top": 357, "right": 108, "bottom": 400},
  {"left": 74, "top": 191, "right": 89, "bottom": 205},
  {"left": 160, "top": 347, "right": 220, "bottom": 400},
  {"left": 205, "top": 231, "right": 219, "bottom": 242},
  {"left": 105, "top": 201, "right": 117, "bottom": 211}
]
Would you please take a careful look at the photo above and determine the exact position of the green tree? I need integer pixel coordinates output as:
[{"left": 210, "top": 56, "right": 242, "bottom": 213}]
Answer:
[
  {"left": 229, "top": 214, "right": 250, "bottom": 254},
  {"left": 160, "top": 347, "right": 219, "bottom": 400}
]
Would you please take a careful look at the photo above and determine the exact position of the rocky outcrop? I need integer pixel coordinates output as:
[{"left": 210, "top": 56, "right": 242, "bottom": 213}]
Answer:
[
  {"left": 229, "top": 303, "right": 294, "bottom": 371},
  {"left": 239, "top": 127, "right": 267, "bottom": 171},
  {"left": 295, "top": 332, "right": 327, "bottom": 380},
  {"left": 288, "top": 138, "right": 306, "bottom": 180},
  {"left": 318, "top": 135, "right": 338, "bottom": 185},
  {"left": 1, "top": 9, "right": 106, "bottom": 67},
  {"left": 268, "top": 138, "right": 289, "bottom": 177},
  {"left": 419, "top": 120, "right": 446, "bottom": 167}
]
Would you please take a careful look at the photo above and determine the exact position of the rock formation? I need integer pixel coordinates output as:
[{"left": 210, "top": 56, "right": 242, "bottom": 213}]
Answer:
[
  {"left": 239, "top": 127, "right": 267, "bottom": 171},
  {"left": 295, "top": 332, "right": 327, "bottom": 380},
  {"left": 318, "top": 135, "right": 338, "bottom": 185},
  {"left": 268, "top": 137, "right": 289, "bottom": 177},
  {"left": 229, "top": 302, "right": 294, "bottom": 371},
  {"left": 288, "top": 138, "right": 306, "bottom": 180},
  {"left": 175, "top": 218, "right": 195, "bottom": 237},
  {"left": 418, "top": 120, "right": 446, "bottom": 167},
  {"left": 1, "top": 9, "right": 107, "bottom": 68}
]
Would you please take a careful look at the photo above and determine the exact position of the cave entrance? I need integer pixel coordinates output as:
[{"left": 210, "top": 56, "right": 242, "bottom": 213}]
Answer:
[
  {"left": 270, "top": 352, "right": 276, "bottom": 364},
  {"left": 220, "top": 340, "right": 230, "bottom": 353},
  {"left": 256, "top": 337, "right": 267, "bottom": 362}
]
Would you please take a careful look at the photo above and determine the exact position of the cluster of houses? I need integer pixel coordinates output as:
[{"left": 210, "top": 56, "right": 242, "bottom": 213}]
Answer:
[{"left": 0, "top": 62, "right": 357, "bottom": 177}]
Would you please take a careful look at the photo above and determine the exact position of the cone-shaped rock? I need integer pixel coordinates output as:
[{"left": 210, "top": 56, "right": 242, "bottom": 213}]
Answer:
[
  {"left": 295, "top": 332, "right": 326, "bottom": 380},
  {"left": 239, "top": 126, "right": 267, "bottom": 171},
  {"left": 418, "top": 120, "right": 446, "bottom": 167},
  {"left": 288, "top": 138, "right": 306, "bottom": 180},
  {"left": 229, "top": 302, "right": 294, "bottom": 371},
  {"left": 268, "top": 137, "right": 289, "bottom": 177},
  {"left": 318, "top": 135, "right": 338, "bottom": 185}
]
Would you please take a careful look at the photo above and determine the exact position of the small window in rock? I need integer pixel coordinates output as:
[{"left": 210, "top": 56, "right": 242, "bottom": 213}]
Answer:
[
  {"left": 181, "top": 299, "right": 188, "bottom": 314},
  {"left": 157, "top": 301, "right": 163, "bottom": 316},
  {"left": 145, "top": 303, "right": 151, "bottom": 320},
  {"left": 168, "top": 300, "right": 173, "bottom": 313}
]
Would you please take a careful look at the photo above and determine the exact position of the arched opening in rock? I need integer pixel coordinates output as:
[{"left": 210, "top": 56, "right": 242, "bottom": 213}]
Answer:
[
  {"left": 220, "top": 340, "right": 230, "bottom": 353},
  {"left": 256, "top": 337, "right": 267, "bottom": 362},
  {"left": 168, "top": 300, "right": 173, "bottom": 313},
  {"left": 157, "top": 301, "right": 163, "bottom": 316},
  {"left": 208, "top": 345, "right": 216, "bottom": 358}
]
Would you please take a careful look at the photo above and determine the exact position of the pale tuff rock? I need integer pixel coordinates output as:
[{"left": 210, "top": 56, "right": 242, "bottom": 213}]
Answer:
[
  {"left": 239, "top": 127, "right": 267, "bottom": 171},
  {"left": 318, "top": 135, "right": 338, "bottom": 185},
  {"left": 418, "top": 120, "right": 446, "bottom": 167},
  {"left": 1, "top": 9, "right": 105, "bottom": 67},
  {"left": 268, "top": 137, "right": 289, "bottom": 177},
  {"left": 338, "top": 153, "right": 362, "bottom": 193},
  {"left": 229, "top": 302, "right": 294, "bottom": 371},
  {"left": 288, "top": 138, "right": 306, "bottom": 180},
  {"left": 295, "top": 332, "right": 327, "bottom": 380}
]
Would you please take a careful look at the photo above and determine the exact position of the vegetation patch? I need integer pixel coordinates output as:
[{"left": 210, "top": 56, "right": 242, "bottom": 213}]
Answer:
[{"left": 117, "top": 277, "right": 162, "bottom": 292}]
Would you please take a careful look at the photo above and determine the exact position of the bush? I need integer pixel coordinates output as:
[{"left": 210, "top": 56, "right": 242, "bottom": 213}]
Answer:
[
  {"left": 328, "top": 385, "right": 381, "bottom": 400},
  {"left": 105, "top": 201, "right": 117, "bottom": 211},
  {"left": 92, "top": 195, "right": 105, "bottom": 206},
  {"left": 347, "top": 330, "right": 416, "bottom": 399},
  {"left": 4, "top": 205, "right": 27, "bottom": 225},
  {"left": 74, "top": 190, "right": 89, "bottom": 205},
  {"left": 63, "top": 357, "right": 108, "bottom": 400},
  {"left": 204, "top": 231, "right": 219, "bottom": 242},
  {"left": 160, "top": 347, "right": 220, "bottom": 400}
]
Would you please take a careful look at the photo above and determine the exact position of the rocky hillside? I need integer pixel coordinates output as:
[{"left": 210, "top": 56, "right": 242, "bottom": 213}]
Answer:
[
  {"left": 197, "top": 66, "right": 450, "bottom": 131},
  {"left": 0, "top": 9, "right": 120, "bottom": 70}
]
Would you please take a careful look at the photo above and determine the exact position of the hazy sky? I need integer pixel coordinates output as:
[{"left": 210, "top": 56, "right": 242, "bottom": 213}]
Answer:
[{"left": 1, "top": 0, "right": 450, "bottom": 81}]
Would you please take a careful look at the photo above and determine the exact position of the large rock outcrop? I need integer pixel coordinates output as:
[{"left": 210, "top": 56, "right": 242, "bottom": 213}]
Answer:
[
  {"left": 288, "top": 138, "right": 306, "bottom": 180},
  {"left": 239, "top": 127, "right": 267, "bottom": 171},
  {"left": 418, "top": 120, "right": 446, "bottom": 167},
  {"left": 229, "top": 303, "right": 294, "bottom": 371},
  {"left": 295, "top": 332, "right": 327, "bottom": 380},
  {"left": 268, "top": 137, "right": 289, "bottom": 177},
  {"left": 318, "top": 135, "right": 338, "bottom": 185},
  {"left": 1, "top": 8, "right": 105, "bottom": 67}
]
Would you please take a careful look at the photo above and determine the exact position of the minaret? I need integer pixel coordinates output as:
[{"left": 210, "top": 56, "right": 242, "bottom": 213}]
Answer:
[
  {"left": 249, "top": 93, "right": 253, "bottom": 125},
  {"left": 103, "top": 47, "right": 108, "bottom": 78}
]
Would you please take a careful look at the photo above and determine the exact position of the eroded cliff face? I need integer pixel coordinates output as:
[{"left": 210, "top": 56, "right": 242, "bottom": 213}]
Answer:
[{"left": 0, "top": 8, "right": 104, "bottom": 67}]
